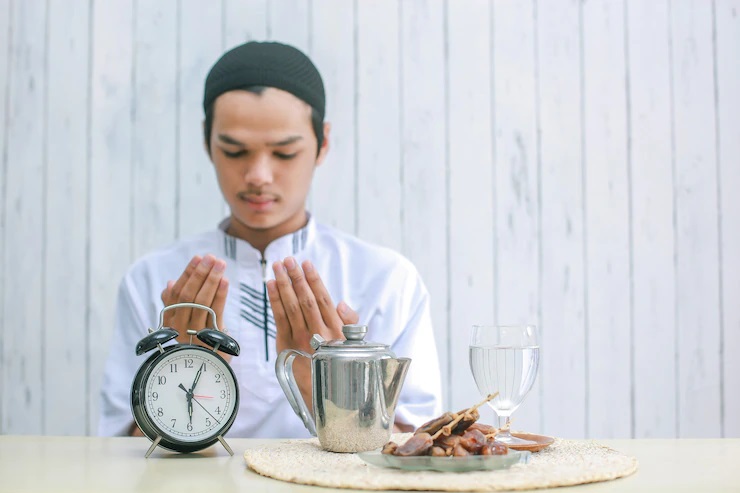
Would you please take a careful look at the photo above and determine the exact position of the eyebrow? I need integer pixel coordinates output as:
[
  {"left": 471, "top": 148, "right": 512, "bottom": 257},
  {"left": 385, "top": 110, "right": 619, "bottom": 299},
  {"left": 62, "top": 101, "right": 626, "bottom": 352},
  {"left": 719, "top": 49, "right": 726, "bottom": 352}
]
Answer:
[
  {"left": 217, "top": 134, "right": 303, "bottom": 147},
  {"left": 217, "top": 134, "right": 244, "bottom": 146}
]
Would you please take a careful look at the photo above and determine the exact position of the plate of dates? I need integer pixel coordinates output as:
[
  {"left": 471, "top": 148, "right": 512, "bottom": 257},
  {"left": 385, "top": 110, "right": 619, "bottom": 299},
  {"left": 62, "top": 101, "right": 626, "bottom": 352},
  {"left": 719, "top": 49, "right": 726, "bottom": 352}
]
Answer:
[
  {"left": 358, "top": 448, "right": 530, "bottom": 472},
  {"left": 358, "top": 393, "right": 531, "bottom": 472}
]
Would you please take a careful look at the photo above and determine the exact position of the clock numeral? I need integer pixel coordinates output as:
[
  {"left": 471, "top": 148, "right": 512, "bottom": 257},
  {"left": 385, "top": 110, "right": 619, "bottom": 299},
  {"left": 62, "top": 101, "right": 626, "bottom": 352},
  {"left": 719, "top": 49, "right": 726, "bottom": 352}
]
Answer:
[
  {"left": 215, "top": 407, "right": 221, "bottom": 415},
  {"left": 220, "top": 390, "right": 226, "bottom": 399},
  {"left": 152, "top": 392, "right": 159, "bottom": 401},
  {"left": 157, "top": 407, "right": 164, "bottom": 417},
  {"left": 186, "top": 423, "right": 193, "bottom": 432},
  {"left": 184, "top": 359, "right": 194, "bottom": 368},
  {"left": 170, "top": 363, "right": 178, "bottom": 373},
  {"left": 215, "top": 374, "right": 221, "bottom": 383},
  {"left": 205, "top": 417, "right": 212, "bottom": 427},
  {"left": 157, "top": 376, "right": 167, "bottom": 385},
  {"left": 171, "top": 419, "right": 176, "bottom": 427}
]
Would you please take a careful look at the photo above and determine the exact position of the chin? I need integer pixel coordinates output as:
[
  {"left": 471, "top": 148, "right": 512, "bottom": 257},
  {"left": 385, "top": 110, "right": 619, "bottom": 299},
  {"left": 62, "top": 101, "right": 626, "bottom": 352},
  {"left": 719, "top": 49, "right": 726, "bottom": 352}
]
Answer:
[
  {"left": 234, "top": 214, "right": 280, "bottom": 232},
  {"left": 229, "top": 203, "right": 306, "bottom": 235}
]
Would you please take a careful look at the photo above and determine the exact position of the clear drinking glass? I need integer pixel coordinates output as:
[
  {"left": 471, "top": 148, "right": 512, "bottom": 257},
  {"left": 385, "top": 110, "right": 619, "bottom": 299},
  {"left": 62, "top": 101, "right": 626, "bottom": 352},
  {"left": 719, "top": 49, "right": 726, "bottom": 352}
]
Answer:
[{"left": 469, "top": 325, "right": 540, "bottom": 445}]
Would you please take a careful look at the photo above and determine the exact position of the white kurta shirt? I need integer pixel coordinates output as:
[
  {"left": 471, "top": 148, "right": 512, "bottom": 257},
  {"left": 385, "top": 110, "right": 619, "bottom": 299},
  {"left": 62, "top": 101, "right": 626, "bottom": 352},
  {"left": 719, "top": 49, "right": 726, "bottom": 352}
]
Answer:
[{"left": 98, "top": 216, "right": 443, "bottom": 438}]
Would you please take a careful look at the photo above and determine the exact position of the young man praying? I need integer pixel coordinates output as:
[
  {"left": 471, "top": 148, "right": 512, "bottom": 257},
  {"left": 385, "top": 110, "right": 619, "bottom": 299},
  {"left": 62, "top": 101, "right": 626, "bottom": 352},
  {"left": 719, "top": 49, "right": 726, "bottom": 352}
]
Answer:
[{"left": 98, "top": 41, "right": 442, "bottom": 438}]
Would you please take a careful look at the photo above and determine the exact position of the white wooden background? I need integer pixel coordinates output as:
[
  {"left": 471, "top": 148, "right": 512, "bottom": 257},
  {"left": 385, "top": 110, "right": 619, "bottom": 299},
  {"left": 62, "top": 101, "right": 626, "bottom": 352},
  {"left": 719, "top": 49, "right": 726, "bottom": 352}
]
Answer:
[{"left": 0, "top": 0, "right": 738, "bottom": 439}]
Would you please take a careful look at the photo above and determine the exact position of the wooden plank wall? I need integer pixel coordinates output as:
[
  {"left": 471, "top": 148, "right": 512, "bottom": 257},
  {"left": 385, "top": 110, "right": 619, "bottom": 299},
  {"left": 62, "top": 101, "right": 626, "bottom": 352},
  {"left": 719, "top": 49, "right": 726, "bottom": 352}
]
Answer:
[
  {"left": 538, "top": 0, "right": 586, "bottom": 438},
  {"left": 0, "top": 0, "right": 738, "bottom": 439},
  {"left": 628, "top": 0, "right": 677, "bottom": 438}
]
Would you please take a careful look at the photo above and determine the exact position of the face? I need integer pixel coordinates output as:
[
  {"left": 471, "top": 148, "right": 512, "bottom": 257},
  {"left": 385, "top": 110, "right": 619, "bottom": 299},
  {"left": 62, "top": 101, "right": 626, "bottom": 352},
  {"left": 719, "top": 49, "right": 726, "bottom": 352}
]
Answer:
[{"left": 207, "top": 88, "right": 329, "bottom": 245}]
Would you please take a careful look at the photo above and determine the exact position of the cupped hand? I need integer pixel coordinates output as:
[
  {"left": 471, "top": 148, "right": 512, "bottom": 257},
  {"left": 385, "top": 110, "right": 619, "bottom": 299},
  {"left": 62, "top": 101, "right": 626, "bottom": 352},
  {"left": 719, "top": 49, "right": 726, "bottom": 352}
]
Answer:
[
  {"left": 267, "top": 257, "right": 358, "bottom": 355},
  {"left": 267, "top": 257, "right": 359, "bottom": 405},
  {"left": 160, "top": 254, "right": 230, "bottom": 351}
]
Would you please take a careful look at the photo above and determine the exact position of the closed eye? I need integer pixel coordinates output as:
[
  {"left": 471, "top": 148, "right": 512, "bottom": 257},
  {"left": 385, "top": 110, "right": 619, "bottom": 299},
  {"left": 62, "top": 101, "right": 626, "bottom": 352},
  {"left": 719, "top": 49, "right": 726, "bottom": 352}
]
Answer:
[
  {"left": 221, "top": 148, "right": 246, "bottom": 158},
  {"left": 274, "top": 151, "right": 298, "bottom": 160}
]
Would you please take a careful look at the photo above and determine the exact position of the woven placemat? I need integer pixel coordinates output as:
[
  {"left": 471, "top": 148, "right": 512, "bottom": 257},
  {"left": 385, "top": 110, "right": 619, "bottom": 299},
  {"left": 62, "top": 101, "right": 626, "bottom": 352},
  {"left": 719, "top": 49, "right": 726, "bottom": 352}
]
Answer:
[{"left": 244, "top": 435, "right": 638, "bottom": 491}]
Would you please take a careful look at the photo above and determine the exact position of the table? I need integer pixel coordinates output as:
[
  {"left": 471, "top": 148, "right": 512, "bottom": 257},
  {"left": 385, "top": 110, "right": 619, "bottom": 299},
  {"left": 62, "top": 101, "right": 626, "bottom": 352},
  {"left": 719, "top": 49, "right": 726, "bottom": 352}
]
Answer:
[{"left": 0, "top": 436, "right": 738, "bottom": 492}]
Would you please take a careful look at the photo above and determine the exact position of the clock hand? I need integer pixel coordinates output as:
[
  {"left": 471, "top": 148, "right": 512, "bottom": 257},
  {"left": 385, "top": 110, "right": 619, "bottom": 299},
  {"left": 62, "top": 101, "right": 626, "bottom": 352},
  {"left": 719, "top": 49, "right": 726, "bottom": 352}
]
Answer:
[
  {"left": 187, "top": 363, "right": 205, "bottom": 426},
  {"left": 191, "top": 395, "right": 221, "bottom": 425},
  {"left": 189, "top": 363, "right": 205, "bottom": 394},
  {"left": 178, "top": 383, "right": 194, "bottom": 425}
]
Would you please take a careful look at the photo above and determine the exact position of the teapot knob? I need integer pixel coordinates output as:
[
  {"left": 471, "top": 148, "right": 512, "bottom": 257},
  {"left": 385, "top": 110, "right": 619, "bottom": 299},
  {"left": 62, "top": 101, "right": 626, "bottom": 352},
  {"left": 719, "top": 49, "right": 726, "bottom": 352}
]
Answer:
[
  {"left": 342, "top": 324, "right": 368, "bottom": 341},
  {"left": 310, "top": 334, "right": 326, "bottom": 350}
]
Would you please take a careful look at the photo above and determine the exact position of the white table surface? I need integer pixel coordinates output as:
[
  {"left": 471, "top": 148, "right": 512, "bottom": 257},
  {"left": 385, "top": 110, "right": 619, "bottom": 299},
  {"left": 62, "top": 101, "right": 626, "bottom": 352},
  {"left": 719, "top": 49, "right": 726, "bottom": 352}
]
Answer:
[{"left": 0, "top": 436, "right": 738, "bottom": 492}]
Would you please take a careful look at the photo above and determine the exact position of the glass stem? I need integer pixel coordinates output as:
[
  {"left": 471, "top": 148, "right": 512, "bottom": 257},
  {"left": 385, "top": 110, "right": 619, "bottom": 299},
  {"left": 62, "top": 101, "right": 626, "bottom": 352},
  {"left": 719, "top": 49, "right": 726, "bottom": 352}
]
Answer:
[{"left": 498, "top": 415, "right": 511, "bottom": 436}]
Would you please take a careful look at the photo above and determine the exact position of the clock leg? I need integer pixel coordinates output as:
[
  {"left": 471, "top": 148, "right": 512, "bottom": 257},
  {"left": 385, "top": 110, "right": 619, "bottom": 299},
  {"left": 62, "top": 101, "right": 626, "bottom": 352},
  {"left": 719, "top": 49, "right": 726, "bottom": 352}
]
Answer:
[
  {"left": 218, "top": 435, "right": 234, "bottom": 456},
  {"left": 145, "top": 435, "right": 162, "bottom": 458}
]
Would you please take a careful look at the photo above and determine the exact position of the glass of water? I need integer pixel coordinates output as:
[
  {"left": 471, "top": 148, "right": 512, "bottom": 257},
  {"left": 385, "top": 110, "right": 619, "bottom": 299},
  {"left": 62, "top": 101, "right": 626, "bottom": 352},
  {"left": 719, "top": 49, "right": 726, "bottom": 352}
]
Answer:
[{"left": 469, "top": 325, "right": 540, "bottom": 445}]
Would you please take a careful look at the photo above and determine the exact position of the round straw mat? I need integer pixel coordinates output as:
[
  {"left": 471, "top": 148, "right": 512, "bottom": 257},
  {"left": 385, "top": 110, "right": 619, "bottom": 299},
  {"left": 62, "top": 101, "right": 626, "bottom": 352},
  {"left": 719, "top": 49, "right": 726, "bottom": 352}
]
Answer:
[{"left": 244, "top": 434, "right": 638, "bottom": 491}]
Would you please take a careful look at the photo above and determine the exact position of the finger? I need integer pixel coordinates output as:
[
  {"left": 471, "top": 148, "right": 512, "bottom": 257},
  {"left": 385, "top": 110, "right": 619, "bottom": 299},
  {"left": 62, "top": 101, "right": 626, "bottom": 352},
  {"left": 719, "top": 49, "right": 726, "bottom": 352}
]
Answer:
[
  {"left": 169, "top": 256, "right": 202, "bottom": 302},
  {"left": 162, "top": 280, "right": 175, "bottom": 326},
  {"left": 173, "top": 254, "right": 217, "bottom": 330},
  {"left": 211, "top": 277, "right": 229, "bottom": 331},
  {"left": 337, "top": 301, "right": 359, "bottom": 325},
  {"left": 302, "top": 260, "right": 343, "bottom": 331},
  {"left": 273, "top": 261, "right": 309, "bottom": 337},
  {"left": 190, "top": 258, "right": 227, "bottom": 329},
  {"left": 267, "top": 279, "right": 293, "bottom": 350},
  {"left": 168, "top": 256, "right": 202, "bottom": 331},
  {"left": 160, "top": 281, "right": 170, "bottom": 305},
  {"left": 161, "top": 280, "right": 174, "bottom": 305},
  {"left": 284, "top": 257, "right": 325, "bottom": 334}
]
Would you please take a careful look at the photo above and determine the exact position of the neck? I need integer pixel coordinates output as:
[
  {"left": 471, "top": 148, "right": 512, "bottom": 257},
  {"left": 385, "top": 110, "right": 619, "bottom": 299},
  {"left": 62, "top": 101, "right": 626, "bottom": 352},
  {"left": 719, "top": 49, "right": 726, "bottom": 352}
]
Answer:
[{"left": 226, "top": 210, "right": 309, "bottom": 255}]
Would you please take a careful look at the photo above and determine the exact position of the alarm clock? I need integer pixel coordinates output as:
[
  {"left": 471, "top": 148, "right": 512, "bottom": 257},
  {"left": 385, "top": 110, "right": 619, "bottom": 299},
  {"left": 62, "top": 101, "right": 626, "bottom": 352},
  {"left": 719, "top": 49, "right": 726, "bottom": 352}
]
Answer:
[{"left": 131, "top": 302, "right": 240, "bottom": 458}]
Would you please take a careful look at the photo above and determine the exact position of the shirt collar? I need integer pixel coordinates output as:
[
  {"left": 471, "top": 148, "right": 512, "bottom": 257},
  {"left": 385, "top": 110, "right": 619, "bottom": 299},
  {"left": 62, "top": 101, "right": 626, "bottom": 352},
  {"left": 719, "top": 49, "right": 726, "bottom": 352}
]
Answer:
[{"left": 217, "top": 214, "right": 316, "bottom": 264}]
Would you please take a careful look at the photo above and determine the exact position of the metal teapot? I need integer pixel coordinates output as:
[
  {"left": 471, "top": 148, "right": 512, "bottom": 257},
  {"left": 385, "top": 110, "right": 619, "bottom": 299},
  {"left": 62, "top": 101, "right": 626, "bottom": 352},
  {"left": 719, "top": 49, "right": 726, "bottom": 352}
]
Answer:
[{"left": 275, "top": 324, "right": 411, "bottom": 453}]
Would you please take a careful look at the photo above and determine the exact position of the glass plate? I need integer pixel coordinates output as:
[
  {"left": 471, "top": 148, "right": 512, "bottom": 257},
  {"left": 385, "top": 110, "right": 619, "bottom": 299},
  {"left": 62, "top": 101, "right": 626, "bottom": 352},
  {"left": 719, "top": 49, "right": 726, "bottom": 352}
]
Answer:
[{"left": 357, "top": 449, "right": 530, "bottom": 472}]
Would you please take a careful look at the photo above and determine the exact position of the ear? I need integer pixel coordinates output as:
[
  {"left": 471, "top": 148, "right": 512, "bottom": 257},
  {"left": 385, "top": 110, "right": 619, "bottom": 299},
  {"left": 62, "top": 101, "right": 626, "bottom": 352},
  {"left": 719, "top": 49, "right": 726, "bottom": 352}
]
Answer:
[{"left": 315, "top": 122, "right": 331, "bottom": 167}]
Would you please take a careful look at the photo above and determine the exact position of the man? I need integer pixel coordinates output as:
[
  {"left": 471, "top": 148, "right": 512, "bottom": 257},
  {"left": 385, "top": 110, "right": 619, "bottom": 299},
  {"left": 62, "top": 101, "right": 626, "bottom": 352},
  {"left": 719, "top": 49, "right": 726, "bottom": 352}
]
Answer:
[{"left": 99, "top": 41, "right": 442, "bottom": 438}]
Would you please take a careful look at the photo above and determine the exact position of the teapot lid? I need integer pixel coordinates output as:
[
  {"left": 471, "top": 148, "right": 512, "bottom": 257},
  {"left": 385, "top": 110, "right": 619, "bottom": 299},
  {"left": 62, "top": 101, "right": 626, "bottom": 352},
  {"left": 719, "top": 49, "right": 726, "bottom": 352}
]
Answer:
[{"left": 310, "top": 324, "right": 390, "bottom": 352}]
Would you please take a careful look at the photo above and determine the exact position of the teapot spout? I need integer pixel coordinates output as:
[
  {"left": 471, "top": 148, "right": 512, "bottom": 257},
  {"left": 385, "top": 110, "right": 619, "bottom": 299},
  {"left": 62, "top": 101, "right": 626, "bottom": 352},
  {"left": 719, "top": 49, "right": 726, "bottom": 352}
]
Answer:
[{"left": 379, "top": 357, "right": 411, "bottom": 420}]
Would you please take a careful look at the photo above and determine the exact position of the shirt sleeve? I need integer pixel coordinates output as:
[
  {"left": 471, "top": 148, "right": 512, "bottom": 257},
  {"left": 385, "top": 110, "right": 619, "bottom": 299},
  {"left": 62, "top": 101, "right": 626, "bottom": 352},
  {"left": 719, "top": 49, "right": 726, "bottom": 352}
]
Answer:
[
  {"left": 390, "top": 270, "right": 443, "bottom": 428},
  {"left": 97, "top": 274, "right": 152, "bottom": 436}
]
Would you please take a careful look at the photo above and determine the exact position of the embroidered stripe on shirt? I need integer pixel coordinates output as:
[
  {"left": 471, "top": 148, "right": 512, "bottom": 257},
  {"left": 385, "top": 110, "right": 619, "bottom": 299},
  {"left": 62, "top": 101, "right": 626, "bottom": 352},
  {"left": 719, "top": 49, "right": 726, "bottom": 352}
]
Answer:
[
  {"left": 239, "top": 286, "right": 276, "bottom": 327},
  {"left": 239, "top": 281, "right": 275, "bottom": 361},
  {"left": 223, "top": 235, "right": 236, "bottom": 260},
  {"left": 240, "top": 309, "right": 276, "bottom": 338},
  {"left": 240, "top": 296, "right": 263, "bottom": 313},
  {"left": 240, "top": 283, "right": 263, "bottom": 298},
  {"left": 291, "top": 228, "right": 308, "bottom": 255}
]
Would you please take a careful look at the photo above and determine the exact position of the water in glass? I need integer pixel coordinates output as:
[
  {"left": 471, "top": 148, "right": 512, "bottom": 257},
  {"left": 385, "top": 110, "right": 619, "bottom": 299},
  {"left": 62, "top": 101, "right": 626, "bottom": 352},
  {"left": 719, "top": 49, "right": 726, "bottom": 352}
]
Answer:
[{"left": 469, "top": 325, "right": 539, "bottom": 445}]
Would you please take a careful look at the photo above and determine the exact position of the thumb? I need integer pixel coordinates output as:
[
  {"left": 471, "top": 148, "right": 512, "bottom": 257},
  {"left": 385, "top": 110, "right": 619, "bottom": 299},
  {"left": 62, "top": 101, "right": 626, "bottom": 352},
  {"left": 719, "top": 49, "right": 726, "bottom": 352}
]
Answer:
[
  {"left": 161, "top": 280, "right": 174, "bottom": 304},
  {"left": 162, "top": 281, "right": 175, "bottom": 325},
  {"left": 337, "top": 301, "right": 359, "bottom": 325}
]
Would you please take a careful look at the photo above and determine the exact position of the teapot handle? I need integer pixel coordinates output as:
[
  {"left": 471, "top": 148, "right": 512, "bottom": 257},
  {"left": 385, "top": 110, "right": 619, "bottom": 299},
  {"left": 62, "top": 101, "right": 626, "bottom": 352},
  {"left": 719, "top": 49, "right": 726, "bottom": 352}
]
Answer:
[{"left": 275, "top": 349, "right": 317, "bottom": 436}]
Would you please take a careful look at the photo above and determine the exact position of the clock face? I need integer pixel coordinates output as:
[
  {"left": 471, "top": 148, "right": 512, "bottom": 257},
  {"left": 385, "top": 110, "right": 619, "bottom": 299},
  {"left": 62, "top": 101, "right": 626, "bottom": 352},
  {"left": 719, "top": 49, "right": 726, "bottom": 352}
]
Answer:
[{"left": 142, "top": 348, "right": 238, "bottom": 443}]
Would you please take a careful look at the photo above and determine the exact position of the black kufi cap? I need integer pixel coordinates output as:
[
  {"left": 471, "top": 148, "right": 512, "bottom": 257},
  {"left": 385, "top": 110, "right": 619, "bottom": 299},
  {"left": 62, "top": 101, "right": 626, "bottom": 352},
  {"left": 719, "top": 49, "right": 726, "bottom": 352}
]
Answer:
[{"left": 203, "top": 41, "right": 325, "bottom": 119}]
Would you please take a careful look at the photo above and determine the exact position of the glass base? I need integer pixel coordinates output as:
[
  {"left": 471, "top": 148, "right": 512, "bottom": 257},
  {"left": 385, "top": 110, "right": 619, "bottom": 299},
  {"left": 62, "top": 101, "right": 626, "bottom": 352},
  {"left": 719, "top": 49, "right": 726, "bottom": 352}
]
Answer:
[{"left": 493, "top": 432, "right": 537, "bottom": 446}]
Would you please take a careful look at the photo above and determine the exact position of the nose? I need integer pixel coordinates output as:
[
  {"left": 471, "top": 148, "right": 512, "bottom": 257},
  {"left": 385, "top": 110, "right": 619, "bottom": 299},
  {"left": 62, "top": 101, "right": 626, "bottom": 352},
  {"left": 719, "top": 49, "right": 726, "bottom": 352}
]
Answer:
[{"left": 243, "top": 153, "right": 273, "bottom": 187}]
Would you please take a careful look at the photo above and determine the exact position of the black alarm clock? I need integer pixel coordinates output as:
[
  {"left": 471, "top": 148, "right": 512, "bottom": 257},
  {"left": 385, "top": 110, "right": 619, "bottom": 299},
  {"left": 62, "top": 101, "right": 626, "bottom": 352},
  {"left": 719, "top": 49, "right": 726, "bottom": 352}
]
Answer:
[{"left": 131, "top": 302, "right": 240, "bottom": 458}]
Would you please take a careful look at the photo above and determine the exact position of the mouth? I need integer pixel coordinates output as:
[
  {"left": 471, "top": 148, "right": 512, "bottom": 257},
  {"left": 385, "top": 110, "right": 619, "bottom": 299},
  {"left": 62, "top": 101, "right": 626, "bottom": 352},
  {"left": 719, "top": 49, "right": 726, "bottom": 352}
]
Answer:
[{"left": 238, "top": 191, "right": 278, "bottom": 211}]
